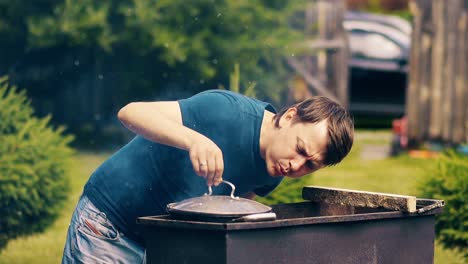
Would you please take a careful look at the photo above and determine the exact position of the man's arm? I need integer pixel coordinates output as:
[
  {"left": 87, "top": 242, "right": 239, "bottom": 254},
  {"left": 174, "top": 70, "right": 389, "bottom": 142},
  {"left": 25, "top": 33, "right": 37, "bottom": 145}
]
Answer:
[
  {"left": 118, "top": 102, "right": 189, "bottom": 149},
  {"left": 118, "top": 101, "right": 224, "bottom": 186}
]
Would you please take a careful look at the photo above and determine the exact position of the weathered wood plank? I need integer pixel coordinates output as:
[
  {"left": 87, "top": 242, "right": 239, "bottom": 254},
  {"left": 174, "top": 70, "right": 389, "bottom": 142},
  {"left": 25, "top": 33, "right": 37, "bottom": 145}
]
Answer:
[
  {"left": 454, "top": 7, "right": 467, "bottom": 143},
  {"left": 295, "top": 39, "right": 346, "bottom": 51},
  {"left": 288, "top": 0, "right": 348, "bottom": 107},
  {"left": 442, "top": 1, "right": 460, "bottom": 142},
  {"left": 419, "top": 1, "right": 434, "bottom": 141},
  {"left": 302, "top": 186, "right": 417, "bottom": 213},
  {"left": 407, "top": 0, "right": 467, "bottom": 146},
  {"left": 407, "top": 0, "right": 423, "bottom": 142},
  {"left": 429, "top": 0, "right": 445, "bottom": 139},
  {"left": 333, "top": 0, "right": 349, "bottom": 108},
  {"left": 286, "top": 57, "right": 338, "bottom": 101}
]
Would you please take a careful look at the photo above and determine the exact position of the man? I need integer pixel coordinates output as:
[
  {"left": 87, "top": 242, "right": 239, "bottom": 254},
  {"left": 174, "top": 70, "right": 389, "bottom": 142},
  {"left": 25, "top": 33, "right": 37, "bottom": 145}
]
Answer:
[{"left": 62, "top": 89, "right": 354, "bottom": 263}]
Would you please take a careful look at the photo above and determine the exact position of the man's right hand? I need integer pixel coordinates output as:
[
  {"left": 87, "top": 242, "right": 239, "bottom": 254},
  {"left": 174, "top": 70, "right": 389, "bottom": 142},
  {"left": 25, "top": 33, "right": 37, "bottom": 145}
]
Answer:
[{"left": 188, "top": 135, "right": 224, "bottom": 186}]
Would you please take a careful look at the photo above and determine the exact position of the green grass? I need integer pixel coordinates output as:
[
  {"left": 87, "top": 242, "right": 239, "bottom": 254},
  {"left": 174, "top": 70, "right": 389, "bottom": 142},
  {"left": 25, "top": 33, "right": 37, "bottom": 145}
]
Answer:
[{"left": 0, "top": 130, "right": 465, "bottom": 263}]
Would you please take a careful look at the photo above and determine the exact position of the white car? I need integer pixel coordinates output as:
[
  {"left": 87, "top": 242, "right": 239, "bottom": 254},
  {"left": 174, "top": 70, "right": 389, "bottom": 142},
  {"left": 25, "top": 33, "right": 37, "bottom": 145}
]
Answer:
[{"left": 345, "top": 11, "right": 411, "bottom": 116}]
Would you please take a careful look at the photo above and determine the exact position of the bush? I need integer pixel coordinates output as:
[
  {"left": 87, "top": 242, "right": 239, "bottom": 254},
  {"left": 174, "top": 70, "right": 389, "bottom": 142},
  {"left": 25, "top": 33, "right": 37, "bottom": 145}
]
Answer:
[
  {"left": 420, "top": 151, "right": 468, "bottom": 259},
  {"left": 0, "top": 77, "right": 74, "bottom": 250}
]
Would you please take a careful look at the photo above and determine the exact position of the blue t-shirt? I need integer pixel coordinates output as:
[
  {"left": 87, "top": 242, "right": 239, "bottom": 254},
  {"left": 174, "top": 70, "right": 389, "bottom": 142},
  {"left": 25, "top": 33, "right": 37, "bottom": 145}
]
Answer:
[{"left": 83, "top": 90, "right": 283, "bottom": 241}]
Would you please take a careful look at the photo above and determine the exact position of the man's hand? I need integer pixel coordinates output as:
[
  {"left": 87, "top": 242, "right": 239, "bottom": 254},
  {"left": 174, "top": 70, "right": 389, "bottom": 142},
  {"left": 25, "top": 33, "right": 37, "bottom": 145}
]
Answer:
[{"left": 188, "top": 134, "right": 224, "bottom": 186}]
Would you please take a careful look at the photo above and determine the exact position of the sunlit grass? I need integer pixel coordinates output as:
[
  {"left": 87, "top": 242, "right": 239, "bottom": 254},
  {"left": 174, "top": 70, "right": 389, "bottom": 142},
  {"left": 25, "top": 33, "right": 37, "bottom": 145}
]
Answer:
[{"left": 0, "top": 131, "right": 464, "bottom": 263}]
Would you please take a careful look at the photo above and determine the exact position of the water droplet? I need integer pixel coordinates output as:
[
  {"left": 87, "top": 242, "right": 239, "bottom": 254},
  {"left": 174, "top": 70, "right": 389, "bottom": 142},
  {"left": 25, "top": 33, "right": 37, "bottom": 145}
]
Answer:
[
  {"left": 212, "top": 59, "right": 218, "bottom": 64},
  {"left": 200, "top": 79, "right": 205, "bottom": 84},
  {"left": 164, "top": 43, "right": 169, "bottom": 48},
  {"left": 194, "top": 17, "right": 198, "bottom": 21},
  {"left": 74, "top": 60, "right": 80, "bottom": 66},
  {"left": 291, "top": 54, "right": 295, "bottom": 57},
  {"left": 98, "top": 74, "right": 103, "bottom": 79},
  {"left": 217, "top": 13, "right": 222, "bottom": 18}
]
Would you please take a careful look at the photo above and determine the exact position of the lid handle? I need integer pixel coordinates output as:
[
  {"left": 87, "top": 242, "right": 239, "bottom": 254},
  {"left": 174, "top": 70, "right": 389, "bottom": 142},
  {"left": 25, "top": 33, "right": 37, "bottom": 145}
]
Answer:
[{"left": 206, "top": 180, "right": 239, "bottom": 200}]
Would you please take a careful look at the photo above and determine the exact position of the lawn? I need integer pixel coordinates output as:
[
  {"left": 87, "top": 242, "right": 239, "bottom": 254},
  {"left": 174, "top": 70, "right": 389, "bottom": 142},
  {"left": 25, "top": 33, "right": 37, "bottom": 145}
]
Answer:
[{"left": 0, "top": 130, "right": 464, "bottom": 263}]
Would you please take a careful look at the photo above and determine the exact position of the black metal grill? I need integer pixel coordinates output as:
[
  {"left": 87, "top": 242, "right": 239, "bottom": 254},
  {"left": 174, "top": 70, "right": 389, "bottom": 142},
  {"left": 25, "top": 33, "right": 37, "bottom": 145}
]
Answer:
[{"left": 137, "top": 199, "right": 443, "bottom": 264}]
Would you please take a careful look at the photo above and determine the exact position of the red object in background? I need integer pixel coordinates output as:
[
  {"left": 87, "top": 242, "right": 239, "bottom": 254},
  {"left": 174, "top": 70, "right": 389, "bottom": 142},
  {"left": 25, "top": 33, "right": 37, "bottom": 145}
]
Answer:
[{"left": 392, "top": 116, "right": 408, "bottom": 149}]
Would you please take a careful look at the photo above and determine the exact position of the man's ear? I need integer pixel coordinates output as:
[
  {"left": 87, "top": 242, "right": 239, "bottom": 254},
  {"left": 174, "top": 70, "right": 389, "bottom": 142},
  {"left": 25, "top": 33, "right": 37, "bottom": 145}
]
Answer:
[{"left": 280, "top": 107, "right": 297, "bottom": 127}]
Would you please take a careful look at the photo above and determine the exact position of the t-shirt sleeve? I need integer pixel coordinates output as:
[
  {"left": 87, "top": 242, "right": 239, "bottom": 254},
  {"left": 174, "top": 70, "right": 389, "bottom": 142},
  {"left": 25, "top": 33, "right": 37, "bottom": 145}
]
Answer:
[
  {"left": 253, "top": 177, "right": 283, "bottom": 197},
  {"left": 178, "top": 90, "right": 242, "bottom": 129}
]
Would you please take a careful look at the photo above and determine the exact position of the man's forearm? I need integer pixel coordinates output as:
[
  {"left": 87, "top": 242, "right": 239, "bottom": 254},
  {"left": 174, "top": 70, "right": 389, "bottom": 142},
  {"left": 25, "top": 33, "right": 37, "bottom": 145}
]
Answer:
[{"left": 117, "top": 101, "right": 200, "bottom": 151}]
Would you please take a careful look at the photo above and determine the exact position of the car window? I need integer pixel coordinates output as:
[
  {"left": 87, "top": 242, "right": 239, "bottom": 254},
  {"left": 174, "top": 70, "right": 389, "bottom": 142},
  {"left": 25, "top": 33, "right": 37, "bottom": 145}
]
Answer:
[
  {"left": 349, "top": 30, "right": 402, "bottom": 60},
  {"left": 344, "top": 20, "right": 410, "bottom": 47}
]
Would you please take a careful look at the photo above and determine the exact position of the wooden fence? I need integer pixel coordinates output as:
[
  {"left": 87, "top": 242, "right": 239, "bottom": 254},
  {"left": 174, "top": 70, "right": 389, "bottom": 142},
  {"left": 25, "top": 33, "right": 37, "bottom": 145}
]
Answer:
[
  {"left": 406, "top": 0, "right": 467, "bottom": 146},
  {"left": 286, "top": 0, "right": 349, "bottom": 107}
]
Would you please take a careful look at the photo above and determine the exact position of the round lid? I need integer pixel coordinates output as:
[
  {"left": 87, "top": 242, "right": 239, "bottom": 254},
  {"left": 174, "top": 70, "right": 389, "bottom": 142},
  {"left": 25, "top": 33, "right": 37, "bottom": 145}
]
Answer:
[
  {"left": 167, "top": 195, "right": 272, "bottom": 217},
  {"left": 167, "top": 180, "right": 272, "bottom": 218}
]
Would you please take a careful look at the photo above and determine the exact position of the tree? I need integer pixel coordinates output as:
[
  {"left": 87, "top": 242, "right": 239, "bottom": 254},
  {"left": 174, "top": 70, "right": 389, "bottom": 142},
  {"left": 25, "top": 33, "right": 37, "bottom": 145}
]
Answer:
[
  {"left": 1, "top": 0, "right": 307, "bottom": 144},
  {"left": 19, "top": 0, "right": 305, "bottom": 100},
  {"left": 0, "top": 77, "right": 74, "bottom": 250}
]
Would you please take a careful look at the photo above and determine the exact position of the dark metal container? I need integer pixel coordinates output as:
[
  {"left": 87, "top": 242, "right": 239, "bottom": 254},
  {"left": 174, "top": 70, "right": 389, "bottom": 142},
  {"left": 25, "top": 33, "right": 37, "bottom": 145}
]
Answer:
[{"left": 137, "top": 199, "right": 443, "bottom": 264}]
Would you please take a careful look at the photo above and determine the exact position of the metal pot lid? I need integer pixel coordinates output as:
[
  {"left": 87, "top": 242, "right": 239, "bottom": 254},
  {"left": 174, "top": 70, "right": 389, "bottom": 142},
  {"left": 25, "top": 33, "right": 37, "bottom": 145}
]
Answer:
[{"left": 167, "top": 181, "right": 272, "bottom": 217}]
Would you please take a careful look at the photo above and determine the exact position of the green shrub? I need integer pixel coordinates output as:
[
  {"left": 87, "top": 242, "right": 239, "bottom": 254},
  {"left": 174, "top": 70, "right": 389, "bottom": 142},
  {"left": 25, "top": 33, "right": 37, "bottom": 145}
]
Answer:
[
  {"left": 420, "top": 151, "right": 468, "bottom": 259},
  {"left": 0, "top": 77, "right": 74, "bottom": 250}
]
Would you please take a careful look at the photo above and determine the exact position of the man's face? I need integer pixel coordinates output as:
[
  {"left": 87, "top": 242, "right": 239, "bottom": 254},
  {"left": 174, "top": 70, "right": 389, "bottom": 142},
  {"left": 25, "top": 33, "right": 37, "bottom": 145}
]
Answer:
[{"left": 264, "top": 108, "right": 328, "bottom": 178}]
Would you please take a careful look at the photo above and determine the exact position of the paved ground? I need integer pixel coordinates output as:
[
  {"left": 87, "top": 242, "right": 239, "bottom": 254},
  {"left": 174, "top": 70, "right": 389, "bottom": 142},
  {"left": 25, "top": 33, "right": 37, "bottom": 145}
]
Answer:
[{"left": 360, "top": 144, "right": 391, "bottom": 160}]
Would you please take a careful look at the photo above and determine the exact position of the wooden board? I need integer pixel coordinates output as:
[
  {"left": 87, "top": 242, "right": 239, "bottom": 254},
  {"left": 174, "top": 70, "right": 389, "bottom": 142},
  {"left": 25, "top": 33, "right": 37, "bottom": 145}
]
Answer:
[
  {"left": 407, "top": 0, "right": 467, "bottom": 146},
  {"left": 302, "top": 186, "right": 417, "bottom": 213}
]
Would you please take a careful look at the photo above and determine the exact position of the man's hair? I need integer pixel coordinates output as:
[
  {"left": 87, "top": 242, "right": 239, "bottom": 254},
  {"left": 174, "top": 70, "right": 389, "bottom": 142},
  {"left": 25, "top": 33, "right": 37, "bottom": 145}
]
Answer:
[{"left": 273, "top": 96, "right": 354, "bottom": 166}]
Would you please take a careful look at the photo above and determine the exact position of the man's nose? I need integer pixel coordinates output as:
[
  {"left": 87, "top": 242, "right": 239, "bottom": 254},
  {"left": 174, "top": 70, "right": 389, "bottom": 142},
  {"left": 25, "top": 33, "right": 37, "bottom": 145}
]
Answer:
[{"left": 290, "top": 157, "right": 306, "bottom": 171}]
